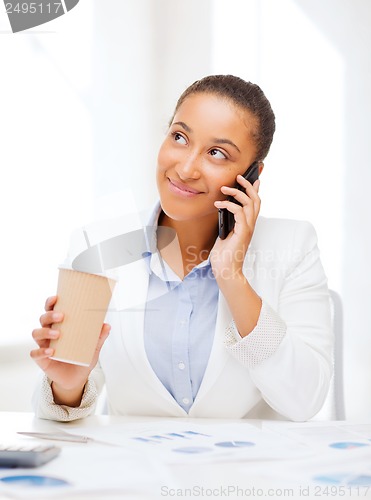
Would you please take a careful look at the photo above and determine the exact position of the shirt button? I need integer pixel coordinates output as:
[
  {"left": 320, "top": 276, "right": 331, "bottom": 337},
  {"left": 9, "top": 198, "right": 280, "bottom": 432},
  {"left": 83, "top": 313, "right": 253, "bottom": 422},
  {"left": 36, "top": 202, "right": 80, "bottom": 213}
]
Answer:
[
  {"left": 182, "top": 398, "right": 189, "bottom": 405},
  {"left": 178, "top": 362, "right": 185, "bottom": 370}
]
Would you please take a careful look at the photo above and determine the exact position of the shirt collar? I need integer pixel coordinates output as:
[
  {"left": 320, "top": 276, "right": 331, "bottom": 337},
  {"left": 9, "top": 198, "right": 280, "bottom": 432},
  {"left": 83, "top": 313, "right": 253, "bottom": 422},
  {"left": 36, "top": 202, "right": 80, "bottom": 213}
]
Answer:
[{"left": 142, "top": 202, "right": 211, "bottom": 282}]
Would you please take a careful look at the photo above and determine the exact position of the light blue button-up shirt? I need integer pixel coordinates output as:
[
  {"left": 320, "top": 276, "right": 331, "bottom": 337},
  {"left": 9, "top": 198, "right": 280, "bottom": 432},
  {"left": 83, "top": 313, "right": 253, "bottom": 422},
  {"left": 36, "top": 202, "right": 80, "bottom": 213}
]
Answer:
[{"left": 143, "top": 206, "right": 219, "bottom": 413}]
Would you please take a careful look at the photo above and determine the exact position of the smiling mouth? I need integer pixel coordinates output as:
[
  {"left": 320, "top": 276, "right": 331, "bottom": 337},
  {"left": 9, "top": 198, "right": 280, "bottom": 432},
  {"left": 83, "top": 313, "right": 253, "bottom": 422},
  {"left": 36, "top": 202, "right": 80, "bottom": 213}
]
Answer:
[{"left": 168, "top": 178, "right": 203, "bottom": 194}]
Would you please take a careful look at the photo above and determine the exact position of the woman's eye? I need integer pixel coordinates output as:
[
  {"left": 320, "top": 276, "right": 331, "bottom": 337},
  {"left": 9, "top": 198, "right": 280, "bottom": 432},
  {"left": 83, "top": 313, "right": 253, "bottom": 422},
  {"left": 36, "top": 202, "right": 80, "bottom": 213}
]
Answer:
[
  {"left": 172, "top": 132, "right": 187, "bottom": 145},
  {"left": 209, "top": 149, "right": 227, "bottom": 159}
]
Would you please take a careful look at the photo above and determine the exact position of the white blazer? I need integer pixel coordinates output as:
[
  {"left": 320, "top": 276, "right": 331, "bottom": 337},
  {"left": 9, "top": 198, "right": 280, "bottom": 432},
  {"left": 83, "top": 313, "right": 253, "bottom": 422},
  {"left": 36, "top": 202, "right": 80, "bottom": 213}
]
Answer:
[{"left": 34, "top": 210, "right": 333, "bottom": 422}]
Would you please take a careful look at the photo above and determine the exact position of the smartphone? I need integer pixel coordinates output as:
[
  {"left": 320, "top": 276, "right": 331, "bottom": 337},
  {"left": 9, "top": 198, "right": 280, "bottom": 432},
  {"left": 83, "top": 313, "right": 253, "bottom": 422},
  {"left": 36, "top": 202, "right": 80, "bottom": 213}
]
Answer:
[
  {"left": 218, "top": 161, "right": 259, "bottom": 239},
  {"left": 0, "top": 444, "right": 61, "bottom": 468}
]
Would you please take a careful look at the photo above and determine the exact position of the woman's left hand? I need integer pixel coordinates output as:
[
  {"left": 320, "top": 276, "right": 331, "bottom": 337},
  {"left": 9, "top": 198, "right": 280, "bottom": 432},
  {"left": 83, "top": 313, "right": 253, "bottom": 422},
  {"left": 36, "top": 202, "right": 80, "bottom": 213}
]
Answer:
[{"left": 210, "top": 175, "right": 261, "bottom": 282}]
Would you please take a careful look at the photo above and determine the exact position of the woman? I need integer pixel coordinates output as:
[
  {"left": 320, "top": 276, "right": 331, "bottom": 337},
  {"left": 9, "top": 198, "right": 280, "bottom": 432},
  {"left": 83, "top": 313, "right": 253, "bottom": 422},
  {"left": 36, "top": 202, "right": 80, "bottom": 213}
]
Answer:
[{"left": 31, "top": 75, "right": 333, "bottom": 422}]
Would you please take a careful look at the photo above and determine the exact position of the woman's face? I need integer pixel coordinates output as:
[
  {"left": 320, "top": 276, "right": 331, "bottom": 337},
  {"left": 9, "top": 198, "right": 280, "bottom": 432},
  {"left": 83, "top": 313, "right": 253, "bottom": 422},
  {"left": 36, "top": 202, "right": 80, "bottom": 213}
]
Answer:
[{"left": 156, "top": 92, "right": 258, "bottom": 223}]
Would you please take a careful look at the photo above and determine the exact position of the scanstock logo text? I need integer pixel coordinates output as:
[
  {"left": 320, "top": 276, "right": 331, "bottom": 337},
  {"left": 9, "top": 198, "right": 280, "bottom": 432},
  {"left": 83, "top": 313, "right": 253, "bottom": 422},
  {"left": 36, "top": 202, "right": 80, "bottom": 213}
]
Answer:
[{"left": 4, "top": 1, "right": 79, "bottom": 33}]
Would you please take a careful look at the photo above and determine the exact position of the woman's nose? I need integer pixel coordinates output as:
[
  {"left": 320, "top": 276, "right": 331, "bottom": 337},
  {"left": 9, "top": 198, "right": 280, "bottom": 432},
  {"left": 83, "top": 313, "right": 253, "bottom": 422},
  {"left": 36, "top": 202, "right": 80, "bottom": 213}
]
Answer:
[{"left": 175, "top": 152, "right": 201, "bottom": 180}]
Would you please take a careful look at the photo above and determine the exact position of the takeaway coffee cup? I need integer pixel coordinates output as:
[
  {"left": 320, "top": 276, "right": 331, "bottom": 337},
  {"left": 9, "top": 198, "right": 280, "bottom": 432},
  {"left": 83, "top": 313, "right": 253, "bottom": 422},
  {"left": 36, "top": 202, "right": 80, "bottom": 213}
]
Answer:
[{"left": 49, "top": 268, "right": 116, "bottom": 366}]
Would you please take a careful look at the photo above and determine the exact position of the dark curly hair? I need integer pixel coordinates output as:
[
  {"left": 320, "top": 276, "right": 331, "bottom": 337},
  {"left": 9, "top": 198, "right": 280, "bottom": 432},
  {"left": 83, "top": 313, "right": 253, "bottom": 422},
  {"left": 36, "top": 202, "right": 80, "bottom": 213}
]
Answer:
[{"left": 171, "top": 75, "right": 276, "bottom": 162}]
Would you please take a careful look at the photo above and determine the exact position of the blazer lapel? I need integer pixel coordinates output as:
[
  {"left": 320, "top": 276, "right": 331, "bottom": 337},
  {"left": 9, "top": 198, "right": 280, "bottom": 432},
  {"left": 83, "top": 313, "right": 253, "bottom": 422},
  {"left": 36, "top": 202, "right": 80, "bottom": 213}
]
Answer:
[
  {"left": 189, "top": 249, "right": 256, "bottom": 414},
  {"left": 114, "top": 259, "right": 187, "bottom": 415}
]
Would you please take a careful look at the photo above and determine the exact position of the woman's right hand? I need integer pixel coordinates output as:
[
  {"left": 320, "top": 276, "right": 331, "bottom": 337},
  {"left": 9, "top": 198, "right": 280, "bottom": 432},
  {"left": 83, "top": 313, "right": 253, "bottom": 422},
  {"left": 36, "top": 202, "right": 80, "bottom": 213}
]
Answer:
[{"left": 30, "top": 296, "right": 110, "bottom": 404}]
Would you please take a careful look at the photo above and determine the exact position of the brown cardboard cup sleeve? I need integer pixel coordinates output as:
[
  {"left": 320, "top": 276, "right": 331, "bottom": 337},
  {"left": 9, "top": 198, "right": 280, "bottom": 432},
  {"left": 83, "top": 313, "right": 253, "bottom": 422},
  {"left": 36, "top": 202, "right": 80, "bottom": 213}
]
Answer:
[{"left": 49, "top": 268, "right": 116, "bottom": 366}]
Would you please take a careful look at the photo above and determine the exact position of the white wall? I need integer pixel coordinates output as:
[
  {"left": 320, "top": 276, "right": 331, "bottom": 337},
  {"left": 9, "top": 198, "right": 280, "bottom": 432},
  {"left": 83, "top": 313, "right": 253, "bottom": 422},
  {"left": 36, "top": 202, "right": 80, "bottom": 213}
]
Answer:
[
  {"left": 0, "top": 344, "right": 39, "bottom": 412},
  {"left": 294, "top": 0, "right": 371, "bottom": 420},
  {"left": 0, "top": 3, "right": 94, "bottom": 348},
  {"left": 89, "top": 0, "right": 213, "bottom": 217}
]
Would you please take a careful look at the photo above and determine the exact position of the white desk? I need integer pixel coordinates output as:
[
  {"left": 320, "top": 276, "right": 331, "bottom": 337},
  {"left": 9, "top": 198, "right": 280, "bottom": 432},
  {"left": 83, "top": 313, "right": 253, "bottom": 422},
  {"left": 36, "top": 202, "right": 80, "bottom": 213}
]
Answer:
[{"left": 1, "top": 412, "right": 371, "bottom": 499}]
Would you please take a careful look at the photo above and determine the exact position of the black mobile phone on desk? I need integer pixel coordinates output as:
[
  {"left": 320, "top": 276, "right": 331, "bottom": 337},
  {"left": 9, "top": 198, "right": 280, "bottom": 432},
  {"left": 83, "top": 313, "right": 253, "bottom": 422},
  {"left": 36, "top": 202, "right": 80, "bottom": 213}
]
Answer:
[{"left": 218, "top": 161, "right": 259, "bottom": 239}]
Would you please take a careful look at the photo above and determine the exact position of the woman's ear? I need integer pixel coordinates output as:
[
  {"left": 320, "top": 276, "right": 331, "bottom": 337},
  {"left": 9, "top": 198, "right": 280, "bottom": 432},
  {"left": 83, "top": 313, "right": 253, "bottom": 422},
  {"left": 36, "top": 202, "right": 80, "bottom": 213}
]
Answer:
[{"left": 258, "top": 162, "right": 264, "bottom": 176}]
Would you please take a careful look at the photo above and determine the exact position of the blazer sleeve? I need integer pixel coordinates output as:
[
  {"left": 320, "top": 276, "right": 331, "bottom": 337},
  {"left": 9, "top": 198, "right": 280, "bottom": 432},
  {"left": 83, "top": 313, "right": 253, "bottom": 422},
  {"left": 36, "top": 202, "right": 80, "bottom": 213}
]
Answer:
[
  {"left": 32, "top": 363, "right": 105, "bottom": 422},
  {"left": 224, "top": 221, "right": 333, "bottom": 421}
]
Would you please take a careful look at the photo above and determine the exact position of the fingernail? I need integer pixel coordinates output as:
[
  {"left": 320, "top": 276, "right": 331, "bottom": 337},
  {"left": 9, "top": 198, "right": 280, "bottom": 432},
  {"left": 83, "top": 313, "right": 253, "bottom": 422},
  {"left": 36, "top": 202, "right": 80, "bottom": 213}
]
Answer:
[
  {"left": 49, "top": 330, "right": 59, "bottom": 338},
  {"left": 52, "top": 313, "right": 63, "bottom": 321},
  {"left": 214, "top": 201, "right": 222, "bottom": 206},
  {"left": 45, "top": 348, "right": 53, "bottom": 355}
]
